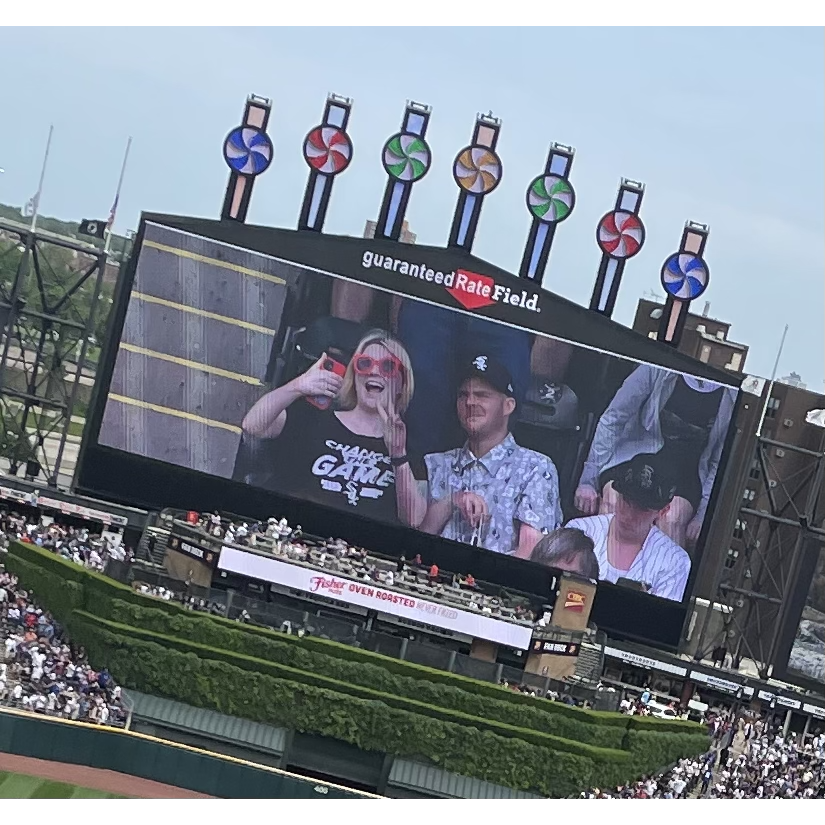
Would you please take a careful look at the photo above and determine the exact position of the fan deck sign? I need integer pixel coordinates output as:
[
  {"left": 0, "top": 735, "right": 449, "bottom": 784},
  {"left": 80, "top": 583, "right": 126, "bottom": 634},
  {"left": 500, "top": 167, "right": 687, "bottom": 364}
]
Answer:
[
  {"left": 531, "top": 639, "right": 581, "bottom": 657},
  {"left": 218, "top": 546, "right": 533, "bottom": 649},
  {"left": 169, "top": 534, "right": 218, "bottom": 567}
]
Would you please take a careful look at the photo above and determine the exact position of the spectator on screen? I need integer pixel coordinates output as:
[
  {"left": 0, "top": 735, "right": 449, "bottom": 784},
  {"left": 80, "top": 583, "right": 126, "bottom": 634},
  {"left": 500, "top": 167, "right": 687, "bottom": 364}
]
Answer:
[
  {"left": 530, "top": 528, "right": 599, "bottom": 580},
  {"left": 566, "top": 455, "right": 691, "bottom": 601},
  {"left": 241, "top": 329, "right": 414, "bottom": 525},
  {"left": 329, "top": 276, "right": 573, "bottom": 474},
  {"left": 389, "top": 355, "right": 562, "bottom": 558},
  {"left": 574, "top": 364, "right": 736, "bottom": 548}
]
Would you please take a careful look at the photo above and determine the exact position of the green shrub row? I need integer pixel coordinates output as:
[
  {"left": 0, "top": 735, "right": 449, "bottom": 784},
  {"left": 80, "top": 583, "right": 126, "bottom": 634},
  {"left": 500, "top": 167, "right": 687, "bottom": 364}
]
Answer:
[
  {"left": 67, "top": 613, "right": 627, "bottom": 797},
  {"left": 75, "top": 610, "right": 629, "bottom": 764},
  {"left": 4, "top": 541, "right": 709, "bottom": 790},
  {"left": 103, "top": 599, "right": 630, "bottom": 749},
  {"left": 5, "top": 541, "right": 698, "bottom": 737}
]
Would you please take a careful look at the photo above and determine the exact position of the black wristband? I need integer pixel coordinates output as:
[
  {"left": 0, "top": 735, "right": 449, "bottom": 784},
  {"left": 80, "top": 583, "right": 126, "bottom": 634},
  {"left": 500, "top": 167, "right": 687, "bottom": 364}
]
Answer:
[{"left": 390, "top": 455, "right": 409, "bottom": 467}]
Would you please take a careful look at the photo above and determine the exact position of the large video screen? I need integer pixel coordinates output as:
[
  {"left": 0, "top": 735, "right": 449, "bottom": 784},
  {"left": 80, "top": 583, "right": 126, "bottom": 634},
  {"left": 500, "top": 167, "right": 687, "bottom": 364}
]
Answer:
[
  {"left": 99, "top": 223, "right": 739, "bottom": 604},
  {"left": 787, "top": 547, "right": 825, "bottom": 684}
]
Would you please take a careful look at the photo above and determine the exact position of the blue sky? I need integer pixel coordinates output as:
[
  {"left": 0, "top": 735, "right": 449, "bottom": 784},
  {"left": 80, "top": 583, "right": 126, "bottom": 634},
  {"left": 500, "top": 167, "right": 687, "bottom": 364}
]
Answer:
[{"left": 0, "top": 27, "right": 822, "bottom": 386}]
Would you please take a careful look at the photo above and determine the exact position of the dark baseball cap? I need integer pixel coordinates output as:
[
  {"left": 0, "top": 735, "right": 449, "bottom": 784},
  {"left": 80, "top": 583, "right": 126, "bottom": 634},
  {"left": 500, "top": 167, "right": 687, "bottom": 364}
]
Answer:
[
  {"left": 613, "top": 454, "right": 677, "bottom": 512},
  {"left": 459, "top": 355, "right": 515, "bottom": 398}
]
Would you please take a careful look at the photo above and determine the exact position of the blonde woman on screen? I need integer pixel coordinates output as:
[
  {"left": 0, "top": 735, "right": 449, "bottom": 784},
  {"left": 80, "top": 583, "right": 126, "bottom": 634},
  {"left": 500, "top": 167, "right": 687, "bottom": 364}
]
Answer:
[{"left": 241, "top": 329, "right": 415, "bottom": 524}]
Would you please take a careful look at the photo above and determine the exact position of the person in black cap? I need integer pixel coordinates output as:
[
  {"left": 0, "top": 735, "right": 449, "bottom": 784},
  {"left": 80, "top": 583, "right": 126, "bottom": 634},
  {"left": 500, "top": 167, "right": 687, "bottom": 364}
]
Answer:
[
  {"left": 387, "top": 354, "right": 562, "bottom": 557},
  {"left": 574, "top": 364, "right": 736, "bottom": 549},
  {"left": 566, "top": 453, "right": 691, "bottom": 601}
]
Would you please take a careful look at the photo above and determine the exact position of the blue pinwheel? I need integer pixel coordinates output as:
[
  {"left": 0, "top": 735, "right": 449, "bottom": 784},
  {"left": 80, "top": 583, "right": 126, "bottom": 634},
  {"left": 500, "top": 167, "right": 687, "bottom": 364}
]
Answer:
[
  {"left": 223, "top": 127, "right": 273, "bottom": 176},
  {"left": 660, "top": 253, "right": 709, "bottom": 300}
]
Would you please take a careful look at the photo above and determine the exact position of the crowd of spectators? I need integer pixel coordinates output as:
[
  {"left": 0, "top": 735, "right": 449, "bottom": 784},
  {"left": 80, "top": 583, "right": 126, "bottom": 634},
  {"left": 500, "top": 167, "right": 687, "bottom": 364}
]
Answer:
[
  {"left": 583, "top": 711, "right": 825, "bottom": 799},
  {"left": 0, "top": 563, "right": 130, "bottom": 728},
  {"left": 184, "top": 511, "right": 544, "bottom": 627},
  {"left": 499, "top": 679, "right": 617, "bottom": 710},
  {"left": 0, "top": 508, "right": 131, "bottom": 572},
  {"left": 617, "top": 686, "right": 690, "bottom": 720},
  {"left": 5, "top": 504, "right": 825, "bottom": 800}
]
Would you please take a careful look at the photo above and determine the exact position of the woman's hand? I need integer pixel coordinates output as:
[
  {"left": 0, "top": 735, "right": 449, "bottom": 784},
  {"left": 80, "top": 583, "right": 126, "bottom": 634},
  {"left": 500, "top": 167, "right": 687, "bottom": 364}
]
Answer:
[
  {"left": 377, "top": 396, "right": 407, "bottom": 458},
  {"left": 686, "top": 516, "right": 703, "bottom": 545},
  {"left": 574, "top": 484, "right": 600, "bottom": 515},
  {"left": 292, "top": 353, "right": 344, "bottom": 399}
]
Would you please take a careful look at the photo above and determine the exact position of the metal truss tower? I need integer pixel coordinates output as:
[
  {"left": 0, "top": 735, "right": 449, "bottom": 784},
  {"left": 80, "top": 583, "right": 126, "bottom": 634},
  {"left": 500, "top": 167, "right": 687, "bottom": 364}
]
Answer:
[
  {"left": 693, "top": 426, "right": 825, "bottom": 680},
  {"left": 0, "top": 216, "right": 109, "bottom": 490}
]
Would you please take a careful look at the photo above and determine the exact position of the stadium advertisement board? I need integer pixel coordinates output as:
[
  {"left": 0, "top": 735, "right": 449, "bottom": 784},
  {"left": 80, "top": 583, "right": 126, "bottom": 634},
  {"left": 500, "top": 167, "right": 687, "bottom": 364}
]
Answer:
[
  {"left": 79, "top": 216, "right": 742, "bottom": 646},
  {"left": 217, "top": 546, "right": 533, "bottom": 648}
]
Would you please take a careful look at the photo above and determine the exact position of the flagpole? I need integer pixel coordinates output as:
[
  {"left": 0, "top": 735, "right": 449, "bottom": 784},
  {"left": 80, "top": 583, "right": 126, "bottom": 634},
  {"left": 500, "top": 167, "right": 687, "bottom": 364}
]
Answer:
[
  {"left": 104, "top": 136, "right": 132, "bottom": 254},
  {"left": 755, "top": 323, "right": 789, "bottom": 438},
  {"left": 30, "top": 125, "right": 54, "bottom": 234}
]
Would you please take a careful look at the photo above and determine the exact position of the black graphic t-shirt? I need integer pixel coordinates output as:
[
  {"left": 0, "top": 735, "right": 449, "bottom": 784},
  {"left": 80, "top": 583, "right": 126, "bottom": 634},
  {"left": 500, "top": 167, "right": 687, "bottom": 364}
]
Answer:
[{"left": 264, "top": 402, "right": 399, "bottom": 524}]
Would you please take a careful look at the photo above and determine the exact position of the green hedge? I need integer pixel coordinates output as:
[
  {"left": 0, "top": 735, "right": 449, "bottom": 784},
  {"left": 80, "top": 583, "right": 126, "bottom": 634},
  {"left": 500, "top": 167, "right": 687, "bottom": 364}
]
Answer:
[
  {"left": 102, "top": 599, "right": 631, "bottom": 749},
  {"left": 5, "top": 542, "right": 696, "bottom": 734},
  {"left": 75, "top": 610, "right": 630, "bottom": 765},
  {"left": 68, "top": 613, "right": 625, "bottom": 797},
  {"left": 4, "top": 541, "right": 709, "bottom": 791}
]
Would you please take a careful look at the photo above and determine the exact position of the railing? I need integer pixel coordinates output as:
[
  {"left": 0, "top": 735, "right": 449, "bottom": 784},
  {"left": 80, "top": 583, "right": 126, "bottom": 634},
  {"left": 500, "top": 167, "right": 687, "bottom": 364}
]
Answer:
[{"left": 164, "top": 512, "right": 547, "bottom": 616}]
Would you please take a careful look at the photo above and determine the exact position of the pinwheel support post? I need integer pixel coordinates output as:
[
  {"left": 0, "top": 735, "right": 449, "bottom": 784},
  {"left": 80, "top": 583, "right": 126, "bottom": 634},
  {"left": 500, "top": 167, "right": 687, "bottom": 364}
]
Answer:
[
  {"left": 590, "top": 178, "right": 646, "bottom": 317},
  {"left": 374, "top": 101, "right": 432, "bottom": 242},
  {"left": 221, "top": 94, "right": 273, "bottom": 223},
  {"left": 298, "top": 93, "right": 354, "bottom": 233},
  {"left": 448, "top": 113, "right": 502, "bottom": 253},
  {"left": 656, "top": 221, "right": 710, "bottom": 347},
  {"left": 518, "top": 142, "right": 576, "bottom": 285}
]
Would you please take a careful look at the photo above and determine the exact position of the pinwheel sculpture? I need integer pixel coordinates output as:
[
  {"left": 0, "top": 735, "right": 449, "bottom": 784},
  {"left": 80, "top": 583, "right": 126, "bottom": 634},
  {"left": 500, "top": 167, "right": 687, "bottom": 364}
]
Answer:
[
  {"left": 374, "top": 101, "right": 433, "bottom": 241},
  {"left": 656, "top": 221, "right": 711, "bottom": 346},
  {"left": 221, "top": 94, "right": 273, "bottom": 222},
  {"left": 224, "top": 128, "right": 273, "bottom": 176},
  {"left": 448, "top": 113, "right": 502, "bottom": 252},
  {"left": 590, "top": 179, "right": 646, "bottom": 317},
  {"left": 298, "top": 93, "right": 354, "bottom": 232},
  {"left": 518, "top": 143, "right": 576, "bottom": 284}
]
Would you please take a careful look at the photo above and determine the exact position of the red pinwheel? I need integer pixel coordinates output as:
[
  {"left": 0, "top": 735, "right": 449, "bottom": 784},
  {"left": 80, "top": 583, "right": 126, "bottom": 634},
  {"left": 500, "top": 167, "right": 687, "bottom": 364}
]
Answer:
[
  {"left": 597, "top": 210, "right": 646, "bottom": 260},
  {"left": 303, "top": 126, "right": 353, "bottom": 175}
]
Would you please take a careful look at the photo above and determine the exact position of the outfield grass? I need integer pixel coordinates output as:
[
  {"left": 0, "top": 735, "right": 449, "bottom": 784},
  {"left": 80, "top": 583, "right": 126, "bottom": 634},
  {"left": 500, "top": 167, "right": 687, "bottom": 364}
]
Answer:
[{"left": 0, "top": 770, "right": 126, "bottom": 799}]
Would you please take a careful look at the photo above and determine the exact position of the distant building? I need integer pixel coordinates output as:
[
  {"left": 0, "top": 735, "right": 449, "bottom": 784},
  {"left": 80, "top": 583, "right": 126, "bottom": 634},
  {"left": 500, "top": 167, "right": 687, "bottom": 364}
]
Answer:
[
  {"left": 363, "top": 219, "right": 416, "bottom": 244},
  {"left": 779, "top": 372, "right": 807, "bottom": 390},
  {"left": 632, "top": 298, "right": 749, "bottom": 374}
]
